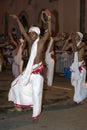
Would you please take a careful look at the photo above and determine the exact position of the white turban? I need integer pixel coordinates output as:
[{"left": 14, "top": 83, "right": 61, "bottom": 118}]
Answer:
[
  {"left": 29, "top": 26, "right": 40, "bottom": 35},
  {"left": 77, "top": 32, "right": 83, "bottom": 40}
]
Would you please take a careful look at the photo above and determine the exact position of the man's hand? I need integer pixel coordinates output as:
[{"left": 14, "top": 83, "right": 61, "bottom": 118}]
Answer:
[
  {"left": 45, "top": 9, "right": 51, "bottom": 18},
  {"left": 41, "top": 9, "right": 51, "bottom": 23},
  {"left": 10, "top": 14, "right": 18, "bottom": 19}
]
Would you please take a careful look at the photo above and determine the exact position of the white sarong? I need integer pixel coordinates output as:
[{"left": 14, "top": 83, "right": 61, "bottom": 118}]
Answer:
[
  {"left": 8, "top": 38, "right": 44, "bottom": 119},
  {"left": 12, "top": 43, "right": 24, "bottom": 77},
  {"left": 45, "top": 37, "right": 55, "bottom": 87},
  {"left": 70, "top": 51, "right": 87, "bottom": 103}
]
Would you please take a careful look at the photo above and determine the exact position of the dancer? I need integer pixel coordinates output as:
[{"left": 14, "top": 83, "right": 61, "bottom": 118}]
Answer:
[
  {"left": 9, "top": 33, "right": 25, "bottom": 78},
  {"left": 62, "top": 32, "right": 87, "bottom": 104},
  {"left": 8, "top": 9, "right": 51, "bottom": 122},
  {"left": 45, "top": 37, "right": 55, "bottom": 89}
]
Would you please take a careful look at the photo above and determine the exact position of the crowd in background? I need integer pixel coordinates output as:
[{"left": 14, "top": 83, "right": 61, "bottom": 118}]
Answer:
[{"left": 0, "top": 31, "right": 87, "bottom": 74}]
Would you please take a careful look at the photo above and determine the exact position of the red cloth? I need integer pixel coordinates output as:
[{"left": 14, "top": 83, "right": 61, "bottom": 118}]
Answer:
[
  {"left": 79, "top": 66, "right": 83, "bottom": 73},
  {"left": 32, "top": 64, "right": 44, "bottom": 75}
]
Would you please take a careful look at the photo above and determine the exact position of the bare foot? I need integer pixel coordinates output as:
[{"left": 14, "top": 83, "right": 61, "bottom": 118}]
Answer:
[
  {"left": 74, "top": 102, "right": 83, "bottom": 105},
  {"left": 47, "top": 86, "right": 52, "bottom": 91},
  {"left": 8, "top": 107, "right": 16, "bottom": 112},
  {"left": 15, "top": 106, "right": 22, "bottom": 111},
  {"left": 33, "top": 118, "right": 38, "bottom": 124}
]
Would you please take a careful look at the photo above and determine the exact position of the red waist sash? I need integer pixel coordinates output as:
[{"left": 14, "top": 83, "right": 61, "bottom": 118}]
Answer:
[{"left": 32, "top": 63, "right": 44, "bottom": 75}]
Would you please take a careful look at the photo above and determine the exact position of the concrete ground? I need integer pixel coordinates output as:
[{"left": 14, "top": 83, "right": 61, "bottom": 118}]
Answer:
[{"left": 0, "top": 67, "right": 87, "bottom": 130}]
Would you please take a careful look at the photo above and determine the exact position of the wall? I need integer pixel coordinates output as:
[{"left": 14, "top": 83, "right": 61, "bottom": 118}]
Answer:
[
  {"left": 85, "top": 0, "right": 87, "bottom": 32},
  {"left": 0, "top": 0, "right": 86, "bottom": 35}
]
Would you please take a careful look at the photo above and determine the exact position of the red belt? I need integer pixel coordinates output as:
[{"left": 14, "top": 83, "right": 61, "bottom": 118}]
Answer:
[{"left": 32, "top": 64, "right": 44, "bottom": 75}]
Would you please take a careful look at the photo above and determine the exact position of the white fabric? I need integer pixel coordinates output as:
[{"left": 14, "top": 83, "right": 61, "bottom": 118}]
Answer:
[
  {"left": 31, "top": 73, "right": 43, "bottom": 118},
  {"left": 70, "top": 41, "right": 81, "bottom": 81},
  {"left": 77, "top": 41, "right": 81, "bottom": 47},
  {"left": 70, "top": 51, "right": 87, "bottom": 103},
  {"left": 45, "top": 37, "right": 55, "bottom": 87},
  {"left": 70, "top": 52, "right": 80, "bottom": 81},
  {"left": 29, "top": 26, "right": 40, "bottom": 35},
  {"left": 11, "top": 37, "right": 39, "bottom": 86},
  {"left": 12, "top": 43, "right": 24, "bottom": 77},
  {"left": 77, "top": 32, "right": 83, "bottom": 40},
  {"left": 9, "top": 37, "right": 44, "bottom": 118},
  {"left": 9, "top": 63, "right": 44, "bottom": 118}
]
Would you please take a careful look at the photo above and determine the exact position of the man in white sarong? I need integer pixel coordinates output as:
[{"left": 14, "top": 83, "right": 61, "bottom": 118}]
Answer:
[
  {"left": 12, "top": 38, "right": 24, "bottom": 78},
  {"left": 8, "top": 9, "right": 51, "bottom": 122},
  {"left": 45, "top": 37, "right": 55, "bottom": 89},
  {"left": 9, "top": 33, "right": 25, "bottom": 78},
  {"left": 62, "top": 32, "right": 87, "bottom": 104}
]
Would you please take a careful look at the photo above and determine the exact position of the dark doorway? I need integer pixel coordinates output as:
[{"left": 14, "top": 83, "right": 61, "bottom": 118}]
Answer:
[
  {"left": 80, "top": 0, "right": 85, "bottom": 32},
  {"left": 19, "top": 14, "right": 29, "bottom": 32}
]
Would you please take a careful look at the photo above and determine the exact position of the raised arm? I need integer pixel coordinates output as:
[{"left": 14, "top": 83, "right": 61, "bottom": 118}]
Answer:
[
  {"left": 41, "top": 9, "right": 52, "bottom": 42},
  {"left": 9, "top": 33, "right": 18, "bottom": 47},
  {"left": 0, "top": 42, "right": 10, "bottom": 47},
  {"left": 10, "top": 15, "right": 30, "bottom": 42}
]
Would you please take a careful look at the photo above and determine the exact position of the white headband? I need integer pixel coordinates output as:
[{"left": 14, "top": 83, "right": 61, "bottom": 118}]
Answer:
[
  {"left": 29, "top": 26, "right": 40, "bottom": 35},
  {"left": 77, "top": 32, "right": 83, "bottom": 40}
]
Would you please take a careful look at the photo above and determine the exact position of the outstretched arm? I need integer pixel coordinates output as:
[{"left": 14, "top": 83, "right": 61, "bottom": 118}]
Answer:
[
  {"left": 0, "top": 42, "right": 9, "bottom": 47},
  {"left": 9, "top": 33, "right": 18, "bottom": 47},
  {"left": 10, "top": 15, "right": 30, "bottom": 42},
  {"left": 41, "top": 9, "right": 52, "bottom": 42}
]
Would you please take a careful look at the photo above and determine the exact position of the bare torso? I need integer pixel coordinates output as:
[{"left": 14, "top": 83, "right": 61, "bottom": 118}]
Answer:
[
  {"left": 29, "top": 34, "right": 50, "bottom": 65},
  {"left": 34, "top": 39, "right": 46, "bottom": 64},
  {"left": 77, "top": 42, "right": 85, "bottom": 62},
  {"left": 62, "top": 39, "right": 86, "bottom": 62},
  {"left": 12, "top": 10, "right": 51, "bottom": 65}
]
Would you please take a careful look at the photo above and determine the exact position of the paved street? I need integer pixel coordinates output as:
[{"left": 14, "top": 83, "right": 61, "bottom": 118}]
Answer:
[{"left": 0, "top": 67, "right": 87, "bottom": 130}]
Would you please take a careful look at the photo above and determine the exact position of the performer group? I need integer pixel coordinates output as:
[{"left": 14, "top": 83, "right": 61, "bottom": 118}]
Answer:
[{"left": 0, "top": 8, "right": 87, "bottom": 123}]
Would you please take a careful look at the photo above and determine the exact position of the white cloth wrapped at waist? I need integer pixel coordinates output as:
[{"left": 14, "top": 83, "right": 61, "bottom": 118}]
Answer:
[
  {"left": 70, "top": 60, "right": 85, "bottom": 72},
  {"left": 70, "top": 60, "right": 85, "bottom": 80},
  {"left": 12, "top": 62, "right": 44, "bottom": 87}
]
